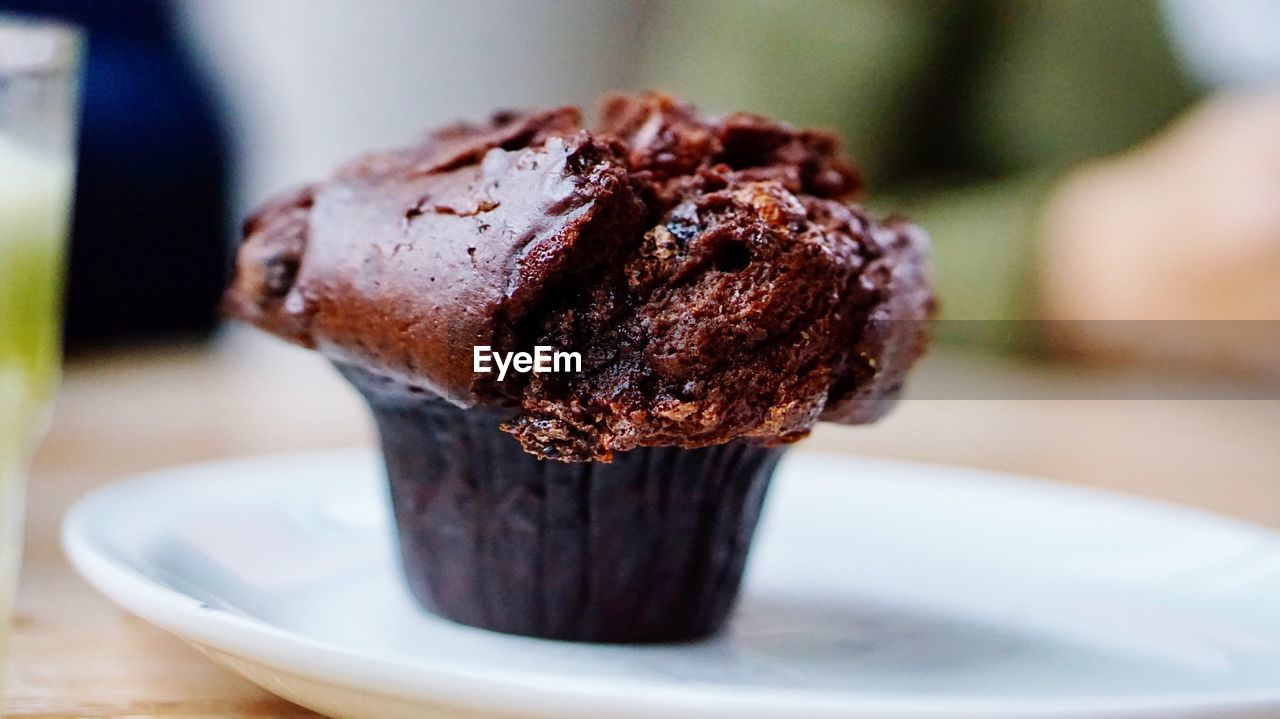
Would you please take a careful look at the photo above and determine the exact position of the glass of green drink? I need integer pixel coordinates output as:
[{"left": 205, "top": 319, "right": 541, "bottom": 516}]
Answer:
[{"left": 0, "top": 16, "right": 81, "bottom": 675}]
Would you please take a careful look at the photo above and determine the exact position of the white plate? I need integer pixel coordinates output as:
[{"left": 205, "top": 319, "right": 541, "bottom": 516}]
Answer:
[{"left": 63, "top": 449, "right": 1280, "bottom": 719}]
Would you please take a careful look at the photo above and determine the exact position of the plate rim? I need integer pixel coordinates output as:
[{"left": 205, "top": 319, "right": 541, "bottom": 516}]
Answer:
[{"left": 61, "top": 447, "right": 1280, "bottom": 719}]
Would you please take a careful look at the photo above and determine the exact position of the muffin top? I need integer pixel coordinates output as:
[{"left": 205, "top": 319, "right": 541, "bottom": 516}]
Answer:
[{"left": 225, "top": 92, "right": 934, "bottom": 461}]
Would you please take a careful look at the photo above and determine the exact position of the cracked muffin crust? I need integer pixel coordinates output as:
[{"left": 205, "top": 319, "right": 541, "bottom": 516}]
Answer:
[{"left": 226, "top": 92, "right": 934, "bottom": 461}]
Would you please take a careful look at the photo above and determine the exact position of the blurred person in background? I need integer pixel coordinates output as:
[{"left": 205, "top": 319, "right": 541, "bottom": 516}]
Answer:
[
  {"left": 0, "top": 0, "right": 230, "bottom": 348},
  {"left": 639, "top": 0, "right": 1280, "bottom": 377}
]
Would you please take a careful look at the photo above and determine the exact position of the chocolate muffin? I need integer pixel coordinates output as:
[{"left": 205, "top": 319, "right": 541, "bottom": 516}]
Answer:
[{"left": 225, "top": 92, "right": 933, "bottom": 642}]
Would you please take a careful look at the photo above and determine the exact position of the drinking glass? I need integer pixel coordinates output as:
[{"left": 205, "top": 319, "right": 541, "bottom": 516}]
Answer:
[{"left": 0, "top": 16, "right": 81, "bottom": 675}]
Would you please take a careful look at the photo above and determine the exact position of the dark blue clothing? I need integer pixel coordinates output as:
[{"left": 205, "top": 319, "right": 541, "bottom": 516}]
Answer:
[{"left": 2, "top": 0, "right": 230, "bottom": 346}]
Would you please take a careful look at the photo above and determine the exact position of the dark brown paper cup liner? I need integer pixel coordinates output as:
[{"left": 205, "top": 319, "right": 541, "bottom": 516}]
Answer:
[{"left": 340, "top": 366, "right": 783, "bottom": 643}]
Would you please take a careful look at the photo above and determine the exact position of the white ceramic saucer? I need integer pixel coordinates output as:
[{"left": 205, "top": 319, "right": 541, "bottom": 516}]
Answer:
[{"left": 63, "top": 449, "right": 1280, "bottom": 719}]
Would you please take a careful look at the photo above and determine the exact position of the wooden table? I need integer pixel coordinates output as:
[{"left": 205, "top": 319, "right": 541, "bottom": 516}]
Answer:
[{"left": 6, "top": 331, "right": 1280, "bottom": 718}]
